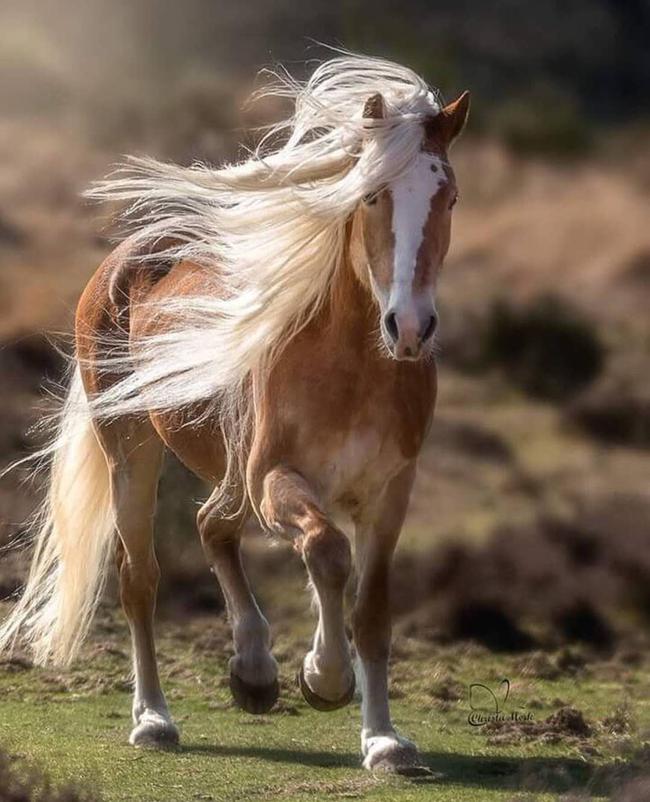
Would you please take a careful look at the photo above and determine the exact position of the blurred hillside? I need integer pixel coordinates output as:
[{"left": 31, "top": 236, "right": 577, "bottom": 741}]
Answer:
[
  {"left": 0, "top": 0, "right": 649, "bottom": 652},
  {"left": 2, "top": 0, "right": 649, "bottom": 126}
]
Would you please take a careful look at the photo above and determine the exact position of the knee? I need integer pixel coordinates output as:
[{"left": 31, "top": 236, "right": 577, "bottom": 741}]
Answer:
[
  {"left": 302, "top": 524, "right": 352, "bottom": 589},
  {"left": 119, "top": 553, "right": 160, "bottom": 610},
  {"left": 197, "top": 507, "right": 243, "bottom": 557},
  {"left": 197, "top": 505, "right": 219, "bottom": 549}
]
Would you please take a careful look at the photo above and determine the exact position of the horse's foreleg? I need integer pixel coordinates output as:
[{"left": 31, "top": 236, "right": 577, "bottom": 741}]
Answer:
[
  {"left": 98, "top": 418, "right": 179, "bottom": 747},
  {"left": 197, "top": 490, "right": 278, "bottom": 713},
  {"left": 353, "top": 463, "right": 421, "bottom": 772},
  {"left": 259, "top": 467, "right": 354, "bottom": 709}
]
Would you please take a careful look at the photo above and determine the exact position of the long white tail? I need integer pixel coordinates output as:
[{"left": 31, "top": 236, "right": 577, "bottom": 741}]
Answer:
[{"left": 0, "top": 367, "right": 115, "bottom": 666}]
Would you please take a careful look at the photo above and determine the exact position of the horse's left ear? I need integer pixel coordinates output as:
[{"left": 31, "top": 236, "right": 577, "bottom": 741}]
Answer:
[
  {"left": 363, "top": 92, "right": 386, "bottom": 120},
  {"left": 428, "top": 90, "right": 471, "bottom": 149}
]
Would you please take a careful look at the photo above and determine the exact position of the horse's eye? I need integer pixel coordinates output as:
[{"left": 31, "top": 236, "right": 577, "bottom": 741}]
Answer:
[
  {"left": 363, "top": 192, "right": 378, "bottom": 206},
  {"left": 449, "top": 194, "right": 459, "bottom": 210}
]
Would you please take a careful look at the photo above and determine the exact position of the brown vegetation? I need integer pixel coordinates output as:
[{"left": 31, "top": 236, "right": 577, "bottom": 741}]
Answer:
[{"left": 0, "top": 746, "right": 98, "bottom": 802}]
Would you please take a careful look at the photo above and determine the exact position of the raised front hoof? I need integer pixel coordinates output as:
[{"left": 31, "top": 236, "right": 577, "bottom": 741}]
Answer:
[
  {"left": 129, "top": 711, "right": 179, "bottom": 749},
  {"left": 362, "top": 735, "right": 425, "bottom": 775},
  {"left": 229, "top": 670, "right": 279, "bottom": 714},
  {"left": 297, "top": 663, "right": 355, "bottom": 712}
]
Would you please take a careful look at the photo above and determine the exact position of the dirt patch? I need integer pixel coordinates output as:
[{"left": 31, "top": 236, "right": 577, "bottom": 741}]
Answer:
[
  {"left": 514, "top": 649, "right": 588, "bottom": 681},
  {"left": 428, "top": 674, "right": 465, "bottom": 709},
  {"left": 486, "top": 706, "right": 593, "bottom": 746},
  {"left": 602, "top": 704, "right": 635, "bottom": 736}
]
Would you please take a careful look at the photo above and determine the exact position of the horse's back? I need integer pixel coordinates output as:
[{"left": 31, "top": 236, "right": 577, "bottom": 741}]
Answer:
[
  {"left": 76, "top": 239, "right": 228, "bottom": 483},
  {"left": 76, "top": 238, "right": 216, "bottom": 356}
]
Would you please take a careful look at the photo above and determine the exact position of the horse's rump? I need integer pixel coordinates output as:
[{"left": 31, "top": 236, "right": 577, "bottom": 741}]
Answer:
[{"left": 76, "top": 241, "right": 231, "bottom": 483}]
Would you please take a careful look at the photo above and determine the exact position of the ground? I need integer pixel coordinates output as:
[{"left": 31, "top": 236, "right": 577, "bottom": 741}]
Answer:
[{"left": 2, "top": 594, "right": 650, "bottom": 802}]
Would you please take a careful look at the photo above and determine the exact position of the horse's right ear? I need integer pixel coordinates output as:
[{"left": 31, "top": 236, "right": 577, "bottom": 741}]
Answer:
[
  {"left": 438, "top": 91, "right": 471, "bottom": 147},
  {"left": 363, "top": 93, "right": 385, "bottom": 119}
]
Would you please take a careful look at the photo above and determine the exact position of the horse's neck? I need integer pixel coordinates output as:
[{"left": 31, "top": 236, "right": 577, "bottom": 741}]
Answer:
[{"left": 324, "top": 246, "right": 378, "bottom": 355}]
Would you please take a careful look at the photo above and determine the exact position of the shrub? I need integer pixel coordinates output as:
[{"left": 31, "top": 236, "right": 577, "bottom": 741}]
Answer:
[
  {"left": 568, "top": 353, "right": 650, "bottom": 448},
  {"left": 0, "top": 746, "right": 99, "bottom": 802},
  {"left": 491, "top": 88, "right": 592, "bottom": 159},
  {"left": 394, "top": 492, "right": 650, "bottom": 652},
  {"left": 482, "top": 296, "right": 604, "bottom": 401}
]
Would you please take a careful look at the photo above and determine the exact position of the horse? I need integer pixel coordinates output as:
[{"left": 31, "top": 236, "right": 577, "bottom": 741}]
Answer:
[{"left": 0, "top": 54, "right": 469, "bottom": 773}]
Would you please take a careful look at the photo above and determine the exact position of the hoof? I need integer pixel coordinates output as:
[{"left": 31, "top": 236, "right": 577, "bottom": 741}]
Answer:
[
  {"left": 297, "top": 663, "right": 355, "bottom": 712},
  {"left": 362, "top": 734, "right": 423, "bottom": 774},
  {"left": 229, "top": 670, "right": 279, "bottom": 714},
  {"left": 129, "top": 711, "right": 179, "bottom": 748}
]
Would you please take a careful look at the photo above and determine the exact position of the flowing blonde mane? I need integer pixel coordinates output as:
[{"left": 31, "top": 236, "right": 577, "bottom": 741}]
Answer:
[{"left": 85, "top": 52, "right": 441, "bottom": 513}]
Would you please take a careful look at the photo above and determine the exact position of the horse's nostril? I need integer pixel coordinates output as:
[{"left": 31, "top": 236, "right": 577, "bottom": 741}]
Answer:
[
  {"left": 421, "top": 314, "right": 438, "bottom": 342},
  {"left": 384, "top": 311, "right": 399, "bottom": 343}
]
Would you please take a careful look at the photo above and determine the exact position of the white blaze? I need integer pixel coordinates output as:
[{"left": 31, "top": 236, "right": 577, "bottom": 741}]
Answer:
[{"left": 389, "top": 153, "right": 446, "bottom": 305}]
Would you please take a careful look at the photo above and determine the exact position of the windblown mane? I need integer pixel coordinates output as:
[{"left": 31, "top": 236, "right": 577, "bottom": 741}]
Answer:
[{"left": 86, "top": 52, "right": 441, "bottom": 514}]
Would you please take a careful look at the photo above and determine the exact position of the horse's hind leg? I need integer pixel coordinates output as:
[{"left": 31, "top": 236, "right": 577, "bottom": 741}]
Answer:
[
  {"left": 198, "top": 488, "right": 279, "bottom": 714},
  {"left": 256, "top": 466, "right": 355, "bottom": 709},
  {"left": 95, "top": 417, "right": 179, "bottom": 746}
]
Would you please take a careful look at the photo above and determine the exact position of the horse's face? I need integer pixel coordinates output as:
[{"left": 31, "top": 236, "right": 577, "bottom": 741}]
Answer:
[{"left": 358, "top": 92, "right": 470, "bottom": 360}]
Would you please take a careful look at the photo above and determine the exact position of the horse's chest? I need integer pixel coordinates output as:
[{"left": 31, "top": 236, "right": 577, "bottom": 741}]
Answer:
[
  {"left": 316, "top": 425, "right": 406, "bottom": 509},
  {"left": 265, "top": 345, "right": 436, "bottom": 508}
]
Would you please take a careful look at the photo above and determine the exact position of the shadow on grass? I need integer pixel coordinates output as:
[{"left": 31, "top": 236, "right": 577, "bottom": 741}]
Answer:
[
  {"left": 182, "top": 742, "right": 359, "bottom": 769},
  {"left": 182, "top": 742, "right": 625, "bottom": 795}
]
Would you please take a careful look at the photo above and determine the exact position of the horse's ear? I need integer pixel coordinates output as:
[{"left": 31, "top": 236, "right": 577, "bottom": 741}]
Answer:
[
  {"left": 363, "top": 92, "right": 386, "bottom": 119},
  {"left": 427, "top": 90, "right": 470, "bottom": 149}
]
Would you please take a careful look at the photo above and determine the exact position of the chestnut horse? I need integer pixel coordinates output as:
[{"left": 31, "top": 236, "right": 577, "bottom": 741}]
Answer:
[{"left": 0, "top": 54, "right": 469, "bottom": 772}]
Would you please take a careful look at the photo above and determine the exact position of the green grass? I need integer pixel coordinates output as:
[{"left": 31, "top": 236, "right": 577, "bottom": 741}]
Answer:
[{"left": 1, "top": 612, "right": 648, "bottom": 802}]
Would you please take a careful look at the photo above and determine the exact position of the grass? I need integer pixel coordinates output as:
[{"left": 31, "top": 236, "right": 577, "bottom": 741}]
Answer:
[
  {"left": 1, "top": 608, "right": 649, "bottom": 802},
  {"left": 2, "top": 371, "right": 649, "bottom": 802}
]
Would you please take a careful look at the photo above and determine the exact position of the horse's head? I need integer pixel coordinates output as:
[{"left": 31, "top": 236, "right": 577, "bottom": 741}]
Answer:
[{"left": 353, "top": 91, "right": 470, "bottom": 360}]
